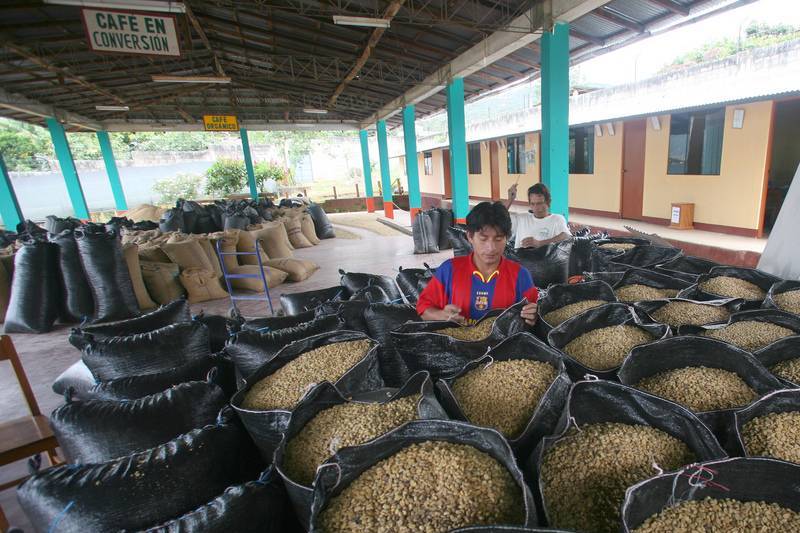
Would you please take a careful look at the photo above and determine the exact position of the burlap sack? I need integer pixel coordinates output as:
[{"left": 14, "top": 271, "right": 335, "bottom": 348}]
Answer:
[
  {"left": 251, "top": 222, "right": 293, "bottom": 259},
  {"left": 236, "top": 225, "right": 270, "bottom": 266},
  {"left": 140, "top": 261, "right": 186, "bottom": 305},
  {"left": 263, "top": 258, "right": 319, "bottom": 282},
  {"left": 138, "top": 244, "right": 172, "bottom": 264},
  {"left": 122, "top": 244, "right": 157, "bottom": 311},
  {"left": 179, "top": 268, "right": 228, "bottom": 303},
  {"left": 208, "top": 230, "right": 240, "bottom": 272},
  {"left": 0, "top": 253, "right": 13, "bottom": 322},
  {"left": 282, "top": 216, "right": 313, "bottom": 249},
  {"left": 126, "top": 204, "right": 164, "bottom": 223},
  {"left": 166, "top": 232, "right": 192, "bottom": 243},
  {"left": 190, "top": 236, "right": 223, "bottom": 278},
  {"left": 300, "top": 214, "right": 321, "bottom": 245},
  {"left": 160, "top": 239, "right": 214, "bottom": 271},
  {"left": 228, "top": 265, "right": 288, "bottom": 292}
]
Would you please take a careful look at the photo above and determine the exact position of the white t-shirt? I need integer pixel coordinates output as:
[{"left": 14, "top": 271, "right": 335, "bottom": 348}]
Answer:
[{"left": 511, "top": 212, "right": 570, "bottom": 247}]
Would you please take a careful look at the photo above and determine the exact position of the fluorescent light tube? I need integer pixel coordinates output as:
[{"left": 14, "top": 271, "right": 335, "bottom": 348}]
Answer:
[
  {"left": 43, "top": 0, "right": 186, "bottom": 13},
  {"left": 152, "top": 75, "right": 231, "bottom": 83},
  {"left": 95, "top": 105, "right": 130, "bottom": 111},
  {"left": 303, "top": 108, "right": 329, "bottom": 114},
  {"left": 333, "top": 16, "right": 390, "bottom": 28}
]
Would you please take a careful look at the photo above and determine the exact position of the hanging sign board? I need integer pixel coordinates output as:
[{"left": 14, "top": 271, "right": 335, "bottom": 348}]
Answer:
[
  {"left": 81, "top": 8, "right": 181, "bottom": 57},
  {"left": 203, "top": 115, "right": 239, "bottom": 131}
]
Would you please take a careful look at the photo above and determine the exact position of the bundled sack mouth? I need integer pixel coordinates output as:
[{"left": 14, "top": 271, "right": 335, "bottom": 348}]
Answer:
[
  {"left": 69, "top": 299, "right": 191, "bottom": 346},
  {"left": 395, "top": 265, "right": 434, "bottom": 304},
  {"left": 279, "top": 285, "right": 348, "bottom": 316},
  {"left": 339, "top": 269, "right": 405, "bottom": 304}
]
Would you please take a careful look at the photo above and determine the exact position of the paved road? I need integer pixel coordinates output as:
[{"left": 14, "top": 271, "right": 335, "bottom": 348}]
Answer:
[{"left": 10, "top": 161, "right": 214, "bottom": 220}]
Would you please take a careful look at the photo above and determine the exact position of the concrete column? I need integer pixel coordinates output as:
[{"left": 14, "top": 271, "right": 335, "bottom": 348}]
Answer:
[
  {"left": 96, "top": 131, "right": 128, "bottom": 211},
  {"left": 376, "top": 119, "right": 393, "bottom": 219},
  {"left": 0, "top": 154, "right": 23, "bottom": 230},
  {"left": 240, "top": 128, "right": 259, "bottom": 200},
  {"left": 402, "top": 105, "right": 422, "bottom": 220},
  {"left": 359, "top": 129, "right": 375, "bottom": 212},
  {"left": 46, "top": 117, "right": 89, "bottom": 220},
  {"left": 541, "top": 21, "right": 570, "bottom": 219},
  {"left": 446, "top": 77, "right": 469, "bottom": 223}
]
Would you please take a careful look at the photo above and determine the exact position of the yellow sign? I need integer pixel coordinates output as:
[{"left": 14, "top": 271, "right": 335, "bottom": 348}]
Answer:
[{"left": 203, "top": 115, "right": 239, "bottom": 131}]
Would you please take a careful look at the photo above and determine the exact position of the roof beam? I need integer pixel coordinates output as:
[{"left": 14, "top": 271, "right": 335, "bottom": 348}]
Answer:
[
  {"left": 593, "top": 7, "right": 647, "bottom": 34},
  {"left": 100, "top": 120, "right": 360, "bottom": 132},
  {"left": 645, "top": 0, "right": 690, "bottom": 16},
  {"left": 0, "top": 86, "right": 100, "bottom": 130},
  {"left": 184, "top": 2, "right": 226, "bottom": 77},
  {"left": 570, "top": 28, "right": 605, "bottom": 46}
]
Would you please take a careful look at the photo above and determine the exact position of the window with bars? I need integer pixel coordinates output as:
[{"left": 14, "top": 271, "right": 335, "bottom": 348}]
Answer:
[
  {"left": 667, "top": 108, "right": 725, "bottom": 175},
  {"left": 506, "top": 135, "right": 525, "bottom": 174},
  {"left": 423, "top": 152, "right": 432, "bottom": 175},
  {"left": 468, "top": 143, "right": 482, "bottom": 174},
  {"left": 569, "top": 126, "right": 595, "bottom": 174}
]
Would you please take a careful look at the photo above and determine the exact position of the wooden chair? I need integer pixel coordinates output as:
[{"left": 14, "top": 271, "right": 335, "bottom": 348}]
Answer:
[{"left": 0, "top": 335, "right": 60, "bottom": 531}]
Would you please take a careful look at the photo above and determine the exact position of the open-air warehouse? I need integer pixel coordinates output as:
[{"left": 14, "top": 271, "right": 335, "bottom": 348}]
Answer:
[{"left": 0, "top": 0, "right": 800, "bottom": 532}]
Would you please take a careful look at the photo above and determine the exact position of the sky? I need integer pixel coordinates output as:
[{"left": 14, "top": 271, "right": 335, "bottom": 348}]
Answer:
[{"left": 572, "top": 0, "right": 800, "bottom": 85}]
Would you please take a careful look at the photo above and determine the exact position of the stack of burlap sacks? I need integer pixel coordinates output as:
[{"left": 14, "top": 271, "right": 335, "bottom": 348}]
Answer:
[{"left": 119, "top": 206, "right": 323, "bottom": 308}]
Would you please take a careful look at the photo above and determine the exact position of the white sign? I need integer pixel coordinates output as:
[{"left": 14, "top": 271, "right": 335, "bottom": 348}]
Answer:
[
  {"left": 82, "top": 8, "right": 181, "bottom": 57},
  {"left": 670, "top": 206, "right": 681, "bottom": 224}
]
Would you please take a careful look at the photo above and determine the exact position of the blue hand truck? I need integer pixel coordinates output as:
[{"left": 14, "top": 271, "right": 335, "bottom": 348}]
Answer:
[{"left": 216, "top": 238, "right": 275, "bottom": 317}]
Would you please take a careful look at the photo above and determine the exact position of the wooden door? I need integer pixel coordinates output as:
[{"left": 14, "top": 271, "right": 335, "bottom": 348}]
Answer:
[
  {"left": 621, "top": 119, "right": 646, "bottom": 220},
  {"left": 489, "top": 141, "right": 500, "bottom": 200},
  {"left": 443, "top": 148, "right": 452, "bottom": 198}
]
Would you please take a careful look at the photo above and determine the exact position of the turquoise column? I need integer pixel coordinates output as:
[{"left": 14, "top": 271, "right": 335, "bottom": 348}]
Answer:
[
  {"left": 541, "top": 21, "right": 570, "bottom": 219},
  {"left": 0, "top": 154, "right": 23, "bottom": 229},
  {"left": 402, "top": 105, "right": 422, "bottom": 220},
  {"left": 376, "top": 119, "right": 394, "bottom": 218},
  {"left": 46, "top": 117, "right": 89, "bottom": 219},
  {"left": 240, "top": 128, "right": 258, "bottom": 200},
  {"left": 446, "top": 77, "right": 469, "bottom": 222},
  {"left": 96, "top": 131, "right": 128, "bottom": 211},
  {"left": 359, "top": 129, "right": 375, "bottom": 212}
]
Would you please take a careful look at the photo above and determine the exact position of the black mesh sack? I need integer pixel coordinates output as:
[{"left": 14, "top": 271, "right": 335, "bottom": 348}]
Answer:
[
  {"left": 339, "top": 269, "right": 404, "bottom": 303},
  {"left": 74, "top": 226, "right": 140, "bottom": 323},
  {"left": 243, "top": 309, "right": 317, "bottom": 332},
  {"left": 279, "top": 285, "right": 347, "bottom": 316},
  {"left": 81, "top": 321, "right": 211, "bottom": 381},
  {"left": 611, "top": 267, "right": 693, "bottom": 303},
  {"left": 436, "top": 333, "right": 571, "bottom": 459},
  {"left": 391, "top": 301, "right": 529, "bottom": 379},
  {"left": 447, "top": 225, "right": 472, "bottom": 257},
  {"left": 763, "top": 279, "right": 800, "bottom": 313},
  {"left": 3, "top": 236, "right": 59, "bottom": 333},
  {"left": 193, "top": 312, "right": 240, "bottom": 353},
  {"left": 412, "top": 209, "right": 439, "bottom": 254},
  {"left": 506, "top": 241, "right": 572, "bottom": 289},
  {"left": 568, "top": 237, "right": 593, "bottom": 278},
  {"left": 69, "top": 299, "right": 191, "bottom": 348},
  {"left": 731, "top": 388, "right": 800, "bottom": 457},
  {"left": 308, "top": 419, "right": 539, "bottom": 531},
  {"left": 308, "top": 203, "right": 335, "bottom": 239},
  {"left": 547, "top": 302, "right": 670, "bottom": 381},
  {"left": 535, "top": 280, "right": 617, "bottom": 336},
  {"left": 620, "top": 457, "right": 800, "bottom": 533},
  {"left": 683, "top": 266, "right": 782, "bottom": 307},
  {"left": 754, "top": 336, "right": 800, "bottom": 387},
  {"left": 436, "top": 207, "right": 454, "bottom": 250},
  {"left": 52, "top": 380, "right": 228, "bottom": 463},
  {"left": 231, "top": 331, "right": 382, "bottom": 463},
  {"left": 44, "top": 215, "right": 81, "bottom": 234},
  {"left": 139, "top": 467, "right": 296, "bottom": 533},
  {"left": 531, "top": 380, "right": 727, "bottom": 530},
  {"left": 677, "top": 309, "right": 800, "bottom": 351},
  {"left": 618, "top": 336, "right": 784, "bottom": 455},
  {"left": 274, "top": 374, "right": 447, "bottom": 529},
  {"left": 396, "top": 266, "right": 433, "bottom": 304},
  {"left": 654, "top": 254, "right": 721, "bottom": 282},
  {"left": 224, "top": 314, "right": 344, "bottom": 379},
  {"left": 17, "top": 410, "right": 263, "bottom": 533},
  {"left": 158, "top": 207, "right": 185, "bottom": 233},
  {"left": 607, "top": 245, "right": 683, "bottom": 270},
  {"left": 364, "top": 303, "right": 420, "bottom": 386}
]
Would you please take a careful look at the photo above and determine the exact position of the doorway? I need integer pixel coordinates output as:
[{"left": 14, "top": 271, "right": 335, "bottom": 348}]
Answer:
[
  {"left": 621, "top": 119, "right": 646, "bottom": 220},
  {"left": 489, "top": 141, "right": 500, "bottom": 200},
  {"left": 443, "top": 148, "right": 452, "bottom": 198},
  {"left": 764, "top": 99, "right": 800, "bottom": 232}
]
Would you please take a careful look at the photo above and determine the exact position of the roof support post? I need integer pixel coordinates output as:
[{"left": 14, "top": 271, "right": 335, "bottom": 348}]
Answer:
[
  {"left": 0, "top": 154, "right": 23, "bottom": 230},
  {"left": 377, "top": 120, "right": 394, "bottom": 219},
  {"left": 240, "top": 128, "right": 259, "bottom": 201},
  {"left": 402, "top": 105, "right": 421, "bottom": 220},
  {"left": 96, "top": 131, "right": 128, "bottom": 211},
  {"left": 359, "top": 129, "right": 375, "bottom": 212},
  {"left": 541, "top": 21, "right": 570, "bottom": 220},
  {"left": 46, "top": 117, "right": 89, "bottom": 220},
  {"left": 446, "top": 77, "right": 469, "bottom": 223}
]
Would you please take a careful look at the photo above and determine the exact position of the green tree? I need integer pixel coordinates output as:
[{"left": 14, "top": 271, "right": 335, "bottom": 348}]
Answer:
[
  {"left": 205, "top": 158, "right": 247, "bottom": 197},
  {"left": 152, "top": 172, "right": 204, "bottom": 205}
]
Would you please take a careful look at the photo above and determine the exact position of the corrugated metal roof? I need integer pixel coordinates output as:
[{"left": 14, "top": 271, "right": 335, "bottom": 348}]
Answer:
[{"left": 606, "top": 0, "right": 668, "bottom": 22}]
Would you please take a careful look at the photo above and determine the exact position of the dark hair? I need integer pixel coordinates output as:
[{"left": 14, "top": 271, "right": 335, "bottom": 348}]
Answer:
[
  {"left": 527, "top": 183, "right": 551, "bottom": 206},
  {"left": 465, "top": 201, "right": 511, "bottom": 237}
]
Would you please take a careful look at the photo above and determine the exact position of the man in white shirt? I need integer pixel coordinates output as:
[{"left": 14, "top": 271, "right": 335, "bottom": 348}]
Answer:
[{"left": 504, "top": 183, "right": 571, "bottom": 248}]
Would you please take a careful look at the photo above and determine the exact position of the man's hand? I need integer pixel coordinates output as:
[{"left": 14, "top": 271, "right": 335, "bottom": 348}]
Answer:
[
  {"left": 508, "top": 183, "right": 518, "bottom": 201},
  {"left": 442, "top": 304, "right": 465, "bottom": 324},
  {"left": 520, "top": 237, "right": 541, "bottom": 248},
  {"left": 520, "top": 301, "right": 538, "bottom": 326}
]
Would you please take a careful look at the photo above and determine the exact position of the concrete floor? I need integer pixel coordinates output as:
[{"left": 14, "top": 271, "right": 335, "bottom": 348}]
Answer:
[{"left": 0, "top": 217, "right": 451, "bottom": 531}]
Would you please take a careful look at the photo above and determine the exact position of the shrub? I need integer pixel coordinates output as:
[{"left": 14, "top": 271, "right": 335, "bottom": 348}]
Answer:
[
  {"left": 205, "top": 159, "right": 247, "bottom": 197},
  {"left": 153, "top": 173, "right": 204, "bottom": 205}
]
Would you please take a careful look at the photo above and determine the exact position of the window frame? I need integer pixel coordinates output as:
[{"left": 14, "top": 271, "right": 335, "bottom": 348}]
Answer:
[
  {"left": 667, "top": 108, "right": 725, "bottom": 176},
  {"left": 423, "top": 151, "right": 433, "bottom": 175},
  {"left": 506, "top": 135, "right": 526, "bottom": 175},
  {"left": 568, "top": 125, "right": 595, "bottom": 175},
  {"left": 467, "top": 142, "right": 482, "bottom": 174}
]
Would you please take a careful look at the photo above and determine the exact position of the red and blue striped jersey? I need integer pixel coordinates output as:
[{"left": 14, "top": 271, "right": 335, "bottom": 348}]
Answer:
[{"left": 416, "top": 254, "right": 539, "bottom": 321}]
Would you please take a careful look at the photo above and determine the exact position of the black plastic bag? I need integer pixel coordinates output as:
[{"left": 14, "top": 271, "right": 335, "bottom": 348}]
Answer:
[
  {"left": 396, "top": 266, "right": 433, "bottom": 304},
  {"left": 654, "top": 254, "right": 721, "bottom": 282},
  {"left": 608, "top": 245, "right": 682, "bottom": 270},
  {"left": 316, "top": 300, "right": 369, "bottom": 332},
  {"left": 618, "top": 336, "right": 784, "bottom": 453},
  {"left": 224, "top": 314, "right": 344, "bottom": 379},
  {"left": 180, "top": 199, "right": 207, "bottom": 234},
  {"left": 105, "top": 216, "right": 134, "bottom": 235},
  {"left": 139, "top": 467, "right": 295, "bottom": 533},
  {"left": 684, "top": 266, "right": 782, "bottom": 307},
  {"left": 634, "top": 297, "right": 745, "bottom": 331},
  {"left": 611, "top": 267, "right": 693, "bottom": 301},
  {"left": 3, "top": 236, "right": 59, "bottom": 333},
  {"left": 207, "top": 202, "right": 224, "bottom": 231},
  {"left": 763, "top": 279, "right": 800, "bottom": 313},
  {"left": 754, "top": 336, "right": 800, "bottom": 387},
  {"left": 52, "top": 380, "right": 228, "bottom": 463},
  {"left": 447, "top": 226, "right": 472, "bottom": 257},
  {"left": 243, "top": 309, "right": 317, "bottom": 332},
  {"left": 51, "top": 360, "right": 96, "bottom": 398},
  {"left": 589, "top": 237, "right": 649, "bottom": 272},
  {"left": 45, "top": 215, "right": 81, "bottom": 234},
  {"left": 339, "top": 269, "right": 404, "bottom": 303},
  {"left": 535, "top": 280, "right": 617, "bottom": 335},
  {"left": 308, "top": 203, "right": 335, "bottom": 239},
  {"left": 363, "top": 303, "right": 420, "bottom": 386},
  {"left": 348, "top": 283, "right": 390, "bottom": 304},
  {"left": 731, "top": 388, "right": 800, "bottom": 457},
  {"left": 436, "top": 207, "right": 454, "bottom": 250},
  {"left": 223, "top": 212, "right": 250, "bottom": 231},
  {"left": 159, "top": 207, "right": 184, "bottom": 233},
  {"left": 308, "top": 419, "right": 539, "bottom": 530},
  {"left": 131, "top": 220, "right": 159, "bottom": 231},
  {"left": 274, "top": 374, "right": 447, "bottom": 529},
  {"left": 507, "top": 241, "right": 572, "bottom": 289},
  {"left": 582, "top": 271, "right": 626, "bottom": 286},
  {"left": 531, "top": 380, "right": 727, "bottom": 530},
  {"left": 81, "top": 321, "right": 211, "bottom": 381},
  {"left": 620, "top": 457, "right": 800, "bottom": 533},
  {"left": 437, "top": 333, "right": 571, "bottom": 459},
  {"left": 547, "top": 302, "right": 670, "bottom": 381},
  {"left": 279, "top": 285, "right": 347, "bottom": 316},
  {"left": 412, "top": 209, "right": 439, "bottom": 254},
  {"left": 69, "top": 299, "right": 191, "bottom": 347},
  {"left": 74, "top": 226, "right": 140, "bottom": 323},
  {"left": 231, "top": 331, "right": 382, "bottom": 463},
  {"left": 391, "top": 301, "right": 529, "bottom": 379},
  {"left": 193, "top": 312, "right": 240, "bottom": 353},
  {"left": 17, "top": 410, "right": 263, "bottom": 533},
  {"left": 677, "top": 308, "right": 800, "bottom": 351},
  {"left": 16, "top": 219, "right": 46, "bottom": 236},
  {"left": 568, "top": 237, "right": 593, "bottom": 278}
]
